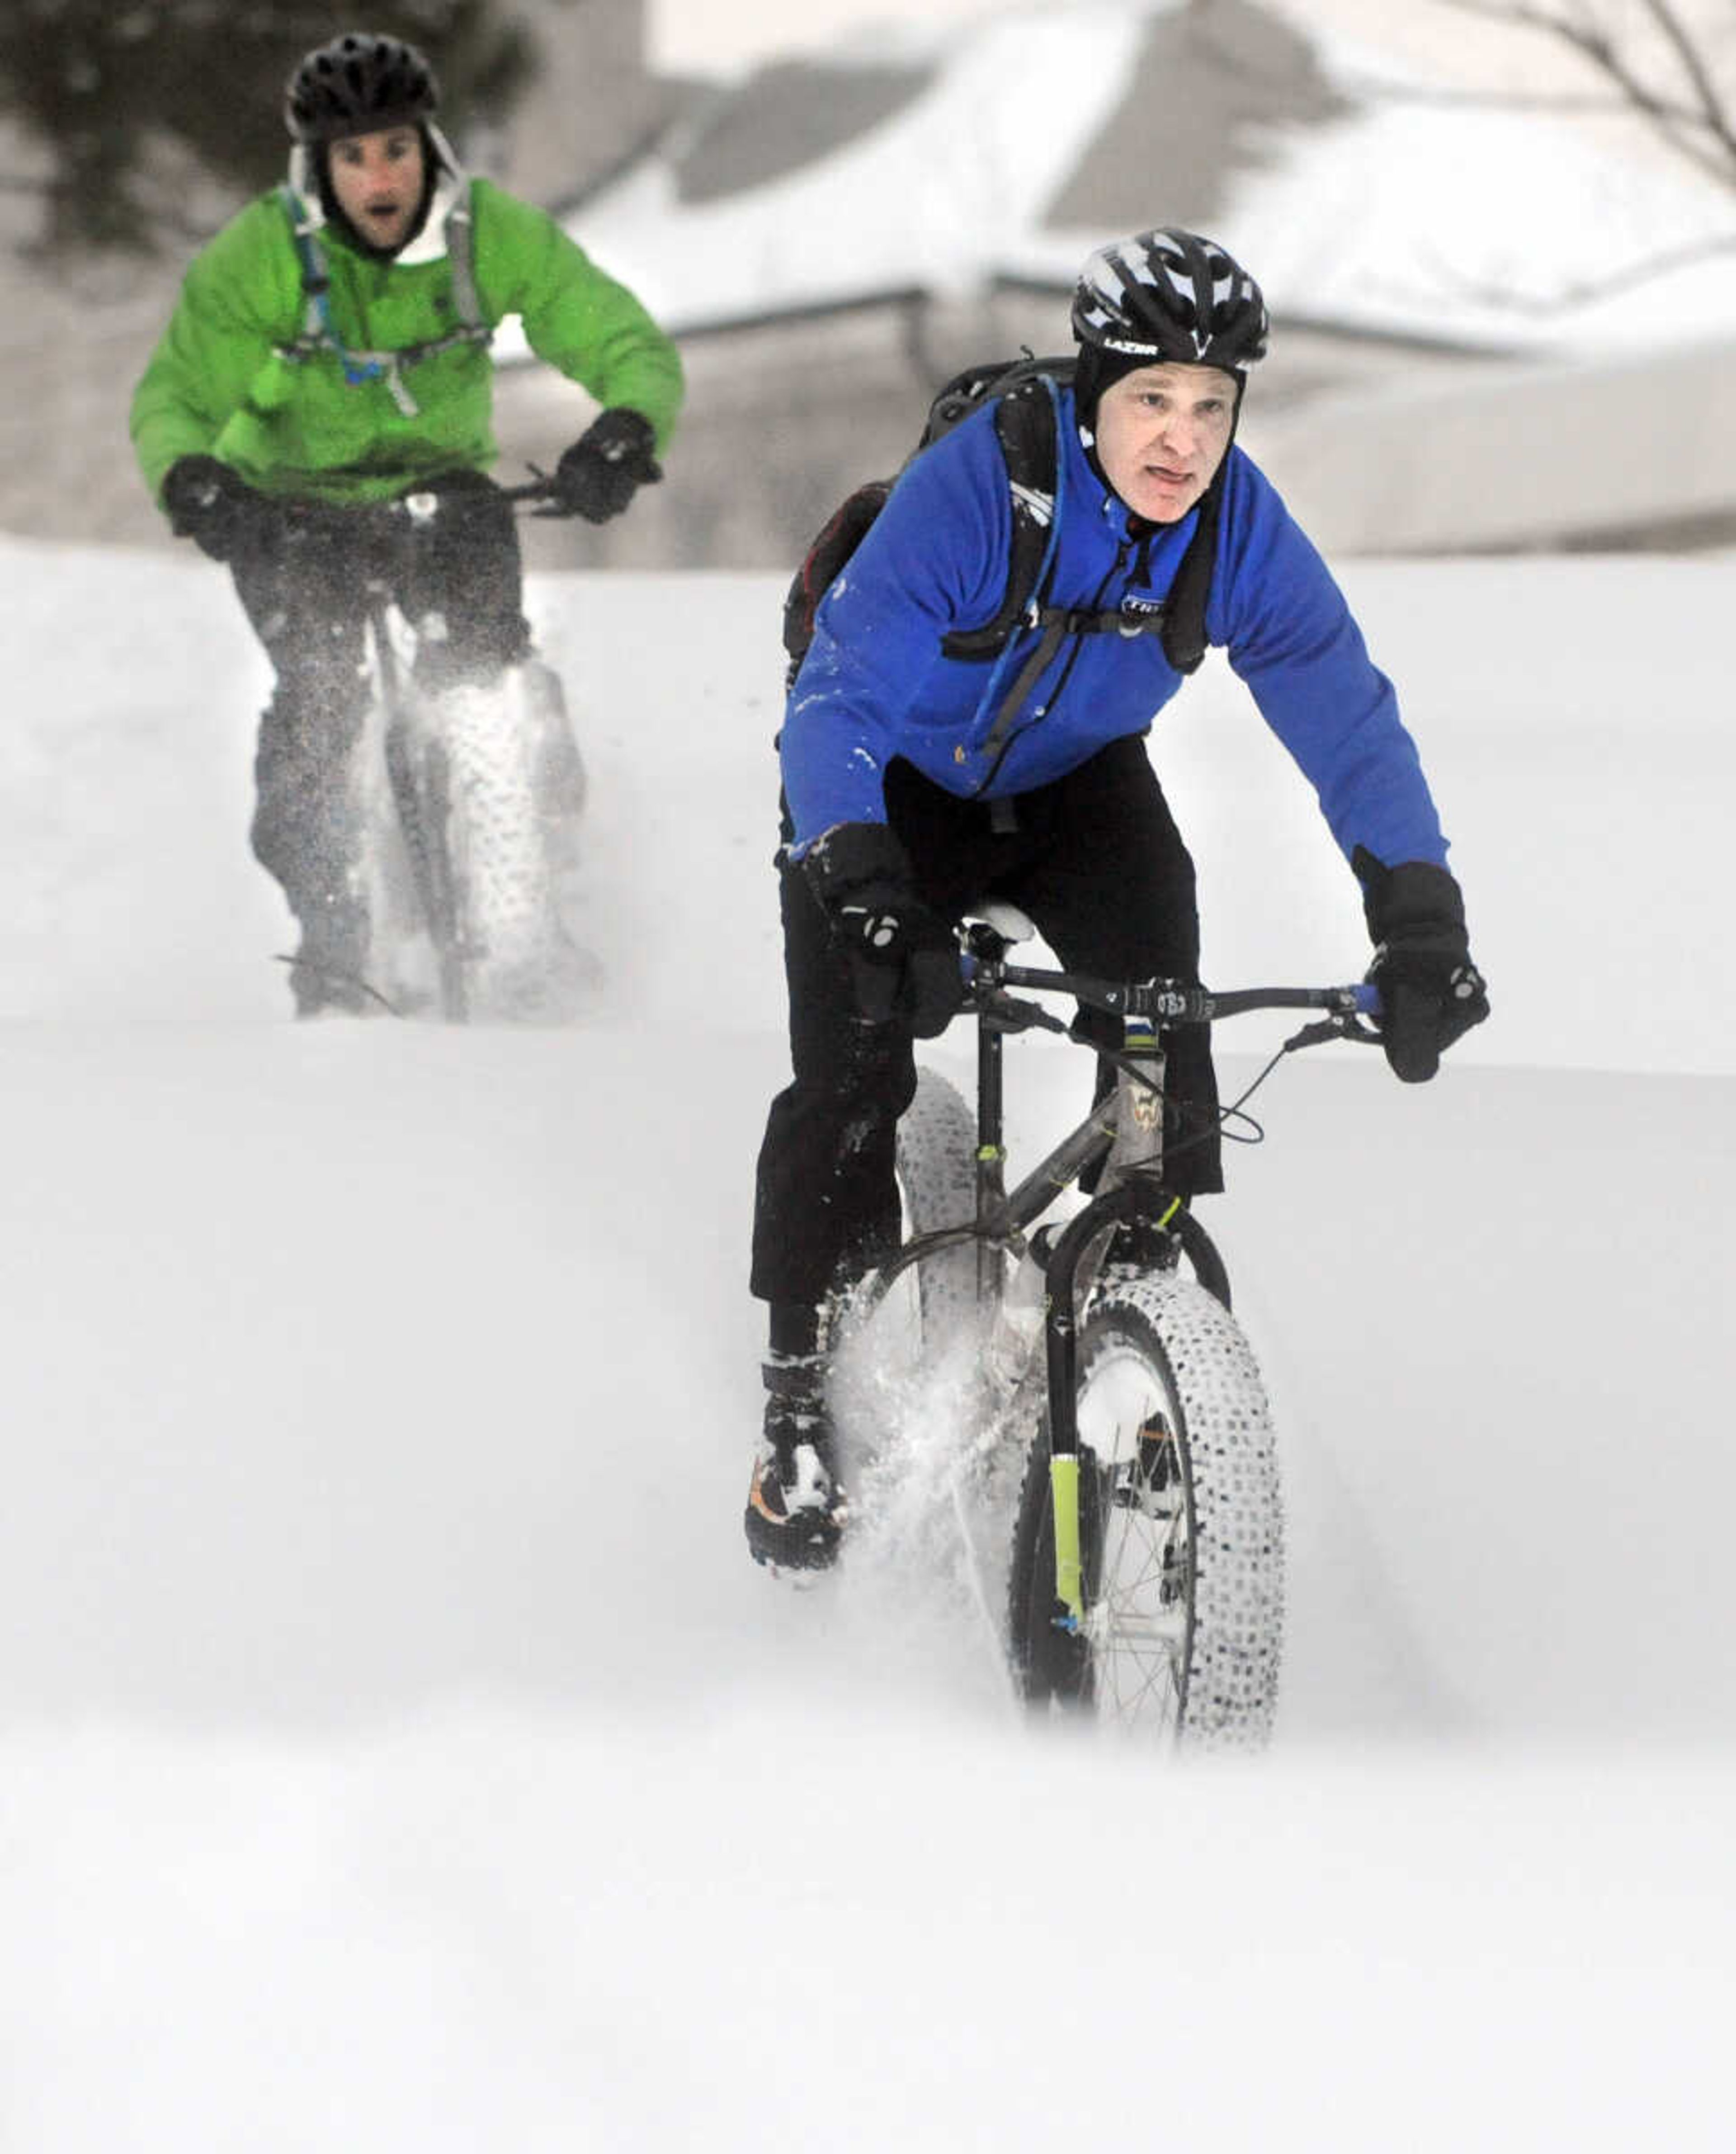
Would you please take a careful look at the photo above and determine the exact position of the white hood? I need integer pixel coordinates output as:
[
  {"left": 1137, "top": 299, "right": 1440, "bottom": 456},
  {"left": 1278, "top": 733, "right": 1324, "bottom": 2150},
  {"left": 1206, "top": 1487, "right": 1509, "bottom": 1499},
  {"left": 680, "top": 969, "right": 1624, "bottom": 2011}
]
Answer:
[{"left": 284, "top": 123, "right": 467, "bottom": 262}]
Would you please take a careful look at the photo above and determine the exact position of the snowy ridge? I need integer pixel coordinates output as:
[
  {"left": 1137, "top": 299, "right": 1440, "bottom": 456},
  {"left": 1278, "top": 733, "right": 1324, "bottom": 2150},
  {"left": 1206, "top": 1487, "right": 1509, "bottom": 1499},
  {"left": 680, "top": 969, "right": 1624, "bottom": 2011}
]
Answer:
[
  {"left": 0, "top": 538, "right": 1731, "bottom": 2146},
  {"left": 530, "top": 7, "right": 1145, "bottom": 340}
]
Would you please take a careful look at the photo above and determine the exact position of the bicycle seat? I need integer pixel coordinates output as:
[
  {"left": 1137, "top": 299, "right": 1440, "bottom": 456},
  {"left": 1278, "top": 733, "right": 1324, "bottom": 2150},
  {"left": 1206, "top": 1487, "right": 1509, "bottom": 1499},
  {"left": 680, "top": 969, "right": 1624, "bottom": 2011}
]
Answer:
[{"left": 962, "top": 899, "right": 1037, "bottom": 946}]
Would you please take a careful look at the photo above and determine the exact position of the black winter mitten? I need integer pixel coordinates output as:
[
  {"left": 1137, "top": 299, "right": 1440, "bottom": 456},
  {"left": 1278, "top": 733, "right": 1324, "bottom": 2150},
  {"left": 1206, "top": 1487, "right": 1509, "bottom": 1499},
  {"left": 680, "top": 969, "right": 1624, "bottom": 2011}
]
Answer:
[
  {"left": 1354, "top": 847, "right": 1490, "bottom": 1084},
  {"left": 161, "top": 455, "right": 272, "bottom": 564},
  {"left": 551, "top": 408, "right": 662, "bottom": 523},
  {"left": 803, "top": 822, "right": 962, "bottom": 1039}
]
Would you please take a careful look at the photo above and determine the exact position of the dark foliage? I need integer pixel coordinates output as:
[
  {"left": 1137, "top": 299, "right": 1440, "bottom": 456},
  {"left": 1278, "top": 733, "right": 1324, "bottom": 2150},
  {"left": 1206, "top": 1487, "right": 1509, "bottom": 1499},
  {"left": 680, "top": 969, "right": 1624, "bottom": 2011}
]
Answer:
[{"left": 0, "top": 0, "right": 538, "bottom": 254}]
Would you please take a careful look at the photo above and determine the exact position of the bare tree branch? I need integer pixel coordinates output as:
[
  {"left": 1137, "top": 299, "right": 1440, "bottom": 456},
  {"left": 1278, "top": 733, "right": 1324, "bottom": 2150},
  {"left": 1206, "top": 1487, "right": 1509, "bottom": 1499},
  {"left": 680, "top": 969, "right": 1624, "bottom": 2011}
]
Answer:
[
  {"left": 1639, "top": 0, "right": 1736, "bottom": 156},
  {"left": 1389, "top": 225, "right": 1736, "bottom": 320},
  {"left": 1335, "top": 69, "right": 1700, "bottom": 122},
  {"left": 1428, "top": 0, "right": 1736, "bottom": 192}
]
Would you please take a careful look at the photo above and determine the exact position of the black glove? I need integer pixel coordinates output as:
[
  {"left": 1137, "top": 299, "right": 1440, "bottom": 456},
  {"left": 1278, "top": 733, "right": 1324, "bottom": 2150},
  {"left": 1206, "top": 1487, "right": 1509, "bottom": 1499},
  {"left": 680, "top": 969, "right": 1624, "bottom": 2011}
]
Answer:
[
  {"left": 1354, "top": 847, "right": 1490, "bottom": 1084},
  {"left": 551, "top": 408, "right": 662, "bottom": 523},
  {"left": 160, "top": 454, "right": 272, "bottom": 564},
  {"left": 803, "top": 823, "right": 962, "bottom": 1039}
]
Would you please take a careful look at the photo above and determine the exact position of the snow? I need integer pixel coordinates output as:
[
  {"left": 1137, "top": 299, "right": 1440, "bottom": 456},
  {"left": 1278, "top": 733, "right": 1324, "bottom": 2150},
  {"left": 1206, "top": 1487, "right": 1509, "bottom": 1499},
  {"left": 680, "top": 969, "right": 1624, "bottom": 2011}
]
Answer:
[
  {"left": 652, "top": 0, "right": 1004, "bottom": 73},
  {"left": 2, "top": 533, "right": 1734, "bottom": 2146},
  {"left": 571, "top": 8, "right": 1144, "bottom": 320},
  {"left": 561, "top": 0, "right": 1736, "bottom": 354}
]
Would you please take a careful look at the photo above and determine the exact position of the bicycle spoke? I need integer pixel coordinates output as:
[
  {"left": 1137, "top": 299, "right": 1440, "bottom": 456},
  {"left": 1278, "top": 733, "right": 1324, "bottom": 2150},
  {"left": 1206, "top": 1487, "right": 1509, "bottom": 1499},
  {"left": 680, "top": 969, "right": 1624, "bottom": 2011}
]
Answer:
[
  {"left": 1074, "top": 1340, "right": 1191, "bottom": 1727},
  {"left": 1011, "top": 1273, "right": 1279, "bottom": 1748}
]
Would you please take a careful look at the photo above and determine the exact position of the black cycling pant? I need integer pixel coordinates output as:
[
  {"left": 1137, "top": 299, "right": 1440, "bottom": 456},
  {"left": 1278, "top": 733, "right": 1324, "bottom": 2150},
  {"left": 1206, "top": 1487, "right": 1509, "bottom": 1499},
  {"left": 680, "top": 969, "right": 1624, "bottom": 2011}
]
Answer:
[
  {"left": 750, "top": 735, "right": 1223, "bottom": 1312},
  {"left": 228, "top": 470, "right": 532, "bottom": 951}
]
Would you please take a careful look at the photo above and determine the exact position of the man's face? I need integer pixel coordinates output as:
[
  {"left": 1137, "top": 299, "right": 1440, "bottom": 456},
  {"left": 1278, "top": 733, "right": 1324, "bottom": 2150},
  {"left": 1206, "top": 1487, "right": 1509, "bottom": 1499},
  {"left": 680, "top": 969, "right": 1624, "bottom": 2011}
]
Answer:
[
  {"left": 1092, "top": 361, "right": 1237, "bottom": 523},
  {"left": 327, "top": 125, "right": 425, "bottom": 252}
]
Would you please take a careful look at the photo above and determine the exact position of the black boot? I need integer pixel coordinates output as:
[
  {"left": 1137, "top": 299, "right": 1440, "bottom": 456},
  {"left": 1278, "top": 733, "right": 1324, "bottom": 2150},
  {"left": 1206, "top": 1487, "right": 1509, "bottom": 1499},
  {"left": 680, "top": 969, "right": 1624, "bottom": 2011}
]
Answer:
[{"left": 743, "top": 1310, "right": 847, "bottom": 1573}]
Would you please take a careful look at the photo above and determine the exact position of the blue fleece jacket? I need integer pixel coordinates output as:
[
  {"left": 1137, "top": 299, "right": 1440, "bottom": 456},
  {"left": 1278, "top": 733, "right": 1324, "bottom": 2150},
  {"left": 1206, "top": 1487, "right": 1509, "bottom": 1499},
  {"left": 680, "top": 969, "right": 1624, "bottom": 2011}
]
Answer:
[{"left": 781, "top": 386, "right": 1448, "bottom": 872}]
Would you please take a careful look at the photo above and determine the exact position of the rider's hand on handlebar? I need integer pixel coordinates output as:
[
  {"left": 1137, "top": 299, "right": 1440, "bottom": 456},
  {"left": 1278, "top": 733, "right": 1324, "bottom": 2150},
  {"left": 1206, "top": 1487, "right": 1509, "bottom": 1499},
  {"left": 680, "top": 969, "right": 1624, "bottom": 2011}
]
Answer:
[
  {"left": 161, "top": 455, "right": 273, "bottom": 565},
  {"left": 550, "top": 408, "right": 662, "bottom": 523},
  {"left": 802, "top": 821, "right": 963, "bottom": 1039},
  {"left": 1354, "top": 848, "right": 1490, "bottom": 1083}
]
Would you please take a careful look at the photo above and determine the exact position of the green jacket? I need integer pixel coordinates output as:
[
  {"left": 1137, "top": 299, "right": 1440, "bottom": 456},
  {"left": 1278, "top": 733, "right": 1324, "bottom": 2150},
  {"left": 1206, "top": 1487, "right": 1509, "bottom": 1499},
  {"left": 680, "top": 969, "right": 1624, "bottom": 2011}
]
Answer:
[{"left": 131, "top": 168, "right": 684, "bottom": 506}]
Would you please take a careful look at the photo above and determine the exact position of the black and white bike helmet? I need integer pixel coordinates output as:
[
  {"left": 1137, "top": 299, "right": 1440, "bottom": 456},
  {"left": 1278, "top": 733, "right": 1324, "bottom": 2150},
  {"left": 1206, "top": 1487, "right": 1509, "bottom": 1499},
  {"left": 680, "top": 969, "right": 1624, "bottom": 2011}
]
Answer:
[
  {"left": 1072, "top": 228, "right": 1269, "bottom": 372},
  {"left": 284, "top": 33, "right": 441, "bottom": 145}
]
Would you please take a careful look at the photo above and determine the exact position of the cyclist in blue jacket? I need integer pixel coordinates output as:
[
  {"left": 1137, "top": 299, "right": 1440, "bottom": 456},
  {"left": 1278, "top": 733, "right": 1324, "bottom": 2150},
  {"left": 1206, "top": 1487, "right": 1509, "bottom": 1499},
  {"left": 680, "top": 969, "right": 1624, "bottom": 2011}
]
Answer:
[{"left": 746, "top": 227, "right": 1488, "bottom": 1572}]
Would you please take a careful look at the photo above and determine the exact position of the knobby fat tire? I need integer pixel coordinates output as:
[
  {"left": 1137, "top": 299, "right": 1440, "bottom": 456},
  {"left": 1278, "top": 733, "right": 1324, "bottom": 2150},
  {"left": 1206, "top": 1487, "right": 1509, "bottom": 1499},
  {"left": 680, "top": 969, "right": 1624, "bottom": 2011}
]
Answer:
[
  {"left": 892, "top": 1065, "right": 983, "bottom": 1349},
  {"left": 419, "top": 674, "right": 570, "bottom": 1021},
  {"left": 1007, "top": 1268, "right": 1283, "bottom": 1750}
]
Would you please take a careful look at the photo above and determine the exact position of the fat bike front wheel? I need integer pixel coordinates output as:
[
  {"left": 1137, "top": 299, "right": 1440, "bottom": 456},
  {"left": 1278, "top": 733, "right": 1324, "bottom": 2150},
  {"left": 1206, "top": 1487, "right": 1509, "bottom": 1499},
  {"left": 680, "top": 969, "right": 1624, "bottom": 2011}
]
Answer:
[
  {"left": 891, "top": 1065, "right": 984, "bottom": 1353},
  {"left": 385, "top": 672, "right": 582, "bottom": 1023},
  {"left": 383, "top": 717, "right": 470, "bottom": 1019},
  {"left": 840, "top": 1066, "right": 981, "bottom": 1446},
  {"left": 1006, "top": 1270, "right": 1283, "bottom": 1750}
]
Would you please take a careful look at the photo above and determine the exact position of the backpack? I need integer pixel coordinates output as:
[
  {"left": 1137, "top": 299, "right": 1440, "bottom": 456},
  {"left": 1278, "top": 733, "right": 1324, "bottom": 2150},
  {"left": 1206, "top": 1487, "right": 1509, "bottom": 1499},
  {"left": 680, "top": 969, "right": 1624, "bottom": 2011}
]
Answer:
[
  {"left": 278, "top": 184, "right": 492, "bottom": 418},
  {"left": 780, "top": 354, "right": 1222, "bottom": 737}
]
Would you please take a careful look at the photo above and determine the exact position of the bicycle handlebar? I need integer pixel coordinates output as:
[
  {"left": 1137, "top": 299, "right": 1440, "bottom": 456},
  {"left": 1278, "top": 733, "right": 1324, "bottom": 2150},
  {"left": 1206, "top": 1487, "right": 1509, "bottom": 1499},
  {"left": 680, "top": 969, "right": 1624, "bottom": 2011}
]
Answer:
[
  {"left": 958, "top": 943, "right": 1382, "bottom": 1031},
  {"left": 496, "top": 475, "right": 562, "bottom": 505},
  {"left": 274, "top": 470, "right": 559, "bottom": 539},
  {"left": 991, "top": 963, "right": 1379, "bottom": 1025},
  {"left": 374, "top": 473, "right": 561, "bottom": 514}
]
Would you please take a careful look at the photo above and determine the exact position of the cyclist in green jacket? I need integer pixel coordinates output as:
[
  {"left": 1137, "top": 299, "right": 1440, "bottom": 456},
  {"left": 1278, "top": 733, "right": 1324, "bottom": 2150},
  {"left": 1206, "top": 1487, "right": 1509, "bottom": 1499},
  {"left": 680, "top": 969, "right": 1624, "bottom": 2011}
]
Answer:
[{"left": 130, "top": 31, "right": 684, "bottom": 1013}]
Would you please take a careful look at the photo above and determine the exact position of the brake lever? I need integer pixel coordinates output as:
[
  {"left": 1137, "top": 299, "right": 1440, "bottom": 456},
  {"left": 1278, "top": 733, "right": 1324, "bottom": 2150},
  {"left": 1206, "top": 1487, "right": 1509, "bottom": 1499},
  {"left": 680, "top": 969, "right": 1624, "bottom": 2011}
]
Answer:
[
  {"left": 503, "top": 462, "right": 567, "bottom": 517},
  {"left": 1283, "top": 1013, "right": 1383, "bottom": 1052},
  {"left": 976, "top": 990, "right": 1070, "bottom": 1037}
]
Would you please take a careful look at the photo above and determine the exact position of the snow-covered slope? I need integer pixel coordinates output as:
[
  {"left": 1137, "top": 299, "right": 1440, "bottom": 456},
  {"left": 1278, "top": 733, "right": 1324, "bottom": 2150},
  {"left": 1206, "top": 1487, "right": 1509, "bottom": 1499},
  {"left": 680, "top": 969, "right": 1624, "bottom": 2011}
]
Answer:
[
  {"left": 563, "top": 0, "right": 1736, "bottom": 354},
  {"left": 1, "top": 540, "right": 1731, "bottom": 2148}
]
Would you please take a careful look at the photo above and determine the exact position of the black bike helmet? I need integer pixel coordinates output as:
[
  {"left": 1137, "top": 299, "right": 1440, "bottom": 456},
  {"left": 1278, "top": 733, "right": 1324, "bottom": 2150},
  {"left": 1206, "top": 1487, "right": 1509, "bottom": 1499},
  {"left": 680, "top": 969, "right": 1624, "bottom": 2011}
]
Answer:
[
  {"left": 284, "top": 33, "right": 440, "bottom": 145},
  {"left": 1071, "top": 228, "right": 1269, "bottom": 372}
]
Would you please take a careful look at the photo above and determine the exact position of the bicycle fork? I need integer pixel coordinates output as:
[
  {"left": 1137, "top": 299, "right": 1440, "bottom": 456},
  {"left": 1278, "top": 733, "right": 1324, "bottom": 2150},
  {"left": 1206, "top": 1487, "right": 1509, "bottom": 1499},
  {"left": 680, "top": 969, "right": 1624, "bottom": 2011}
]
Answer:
[
  {"left": 1039, "top": 1178, "right": 1189, "bottom": 1633},
  {"left": 372, "top": 603, "right": 470, "bottom": 1020}
]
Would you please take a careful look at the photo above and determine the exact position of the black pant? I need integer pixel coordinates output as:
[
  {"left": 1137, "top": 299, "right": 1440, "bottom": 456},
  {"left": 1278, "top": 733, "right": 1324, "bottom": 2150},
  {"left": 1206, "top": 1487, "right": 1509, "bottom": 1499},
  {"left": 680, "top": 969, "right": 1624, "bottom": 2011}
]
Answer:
[
  {"left": 750, "top": 735, "right": 1223, "bottom": 1310},
  {"left": 229, "top": 470, "right": 532, "bottom": 959}
]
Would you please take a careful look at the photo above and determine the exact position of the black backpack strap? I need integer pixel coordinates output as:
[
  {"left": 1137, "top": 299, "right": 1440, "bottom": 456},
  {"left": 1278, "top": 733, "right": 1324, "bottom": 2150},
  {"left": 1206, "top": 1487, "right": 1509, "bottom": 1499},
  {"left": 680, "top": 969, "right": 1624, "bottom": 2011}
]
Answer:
[
  {"left": 976, "top": 476, "right": 1224, "bottom": 761},
  {"left": 976, "top": 604, "right": 1100, "bottom": 759},
  {"left": 979, "top": 604, "right": 1179, "bottom": 762},
  {"left": 782, "top": 358, "right": 1077, "bottom": 689},
  {"left": 779, "top": 354, "right": 1220, "bottom": 722},
  {"left": 919, "top": 351, "right": 1073, "bottom": 449},
  {"left": 1158, "top": 468, "right": 1222, "bottom": 675},
  {"left": 941, "top": 359, "right": 1220, "bottom": 680},
  {"left": 940, "top": 370, "right": 1066, "bottom": 662}
]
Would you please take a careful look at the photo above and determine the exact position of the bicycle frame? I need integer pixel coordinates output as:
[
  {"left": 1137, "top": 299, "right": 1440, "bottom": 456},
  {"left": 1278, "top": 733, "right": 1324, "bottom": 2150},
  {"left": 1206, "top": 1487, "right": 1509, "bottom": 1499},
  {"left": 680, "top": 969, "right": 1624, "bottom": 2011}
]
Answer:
[
  {"left": 365, "top": 581, "right": 471, "bottom": 1018},
  {"left": 277, "top": 475, "right": 575, "bottom": 1022},
  {"left": 874, "top": 918, "right": 1379, "bottom": 1635}
]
